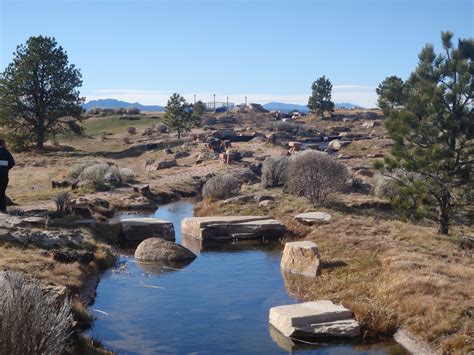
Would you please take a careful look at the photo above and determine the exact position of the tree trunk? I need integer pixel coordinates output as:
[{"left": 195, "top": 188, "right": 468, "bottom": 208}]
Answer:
[
  {"left": 36, "top": 117, "right": 45, "bottom": 150},
  {"left": 437, "top": 193, "right": 450, "bottom": 235},
  {"left": 177, "top": 129, "right": 181, "bottom": 140}
]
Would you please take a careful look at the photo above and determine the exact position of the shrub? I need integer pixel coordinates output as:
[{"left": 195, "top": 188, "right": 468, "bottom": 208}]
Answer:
[
  {"left": 261, "top": 156, "right": 290, "bottom": 188},
  {"left": 100, "top": 132, "right": 107, "bottom": 141},
  {"left": 126, "top": 126, "right": 137, "bottom": 135},
  {"left": 202, "top": 174, "right": 241, "bottom": 200},
  {"left": 0, "top": 270, "right": 72, "bottom": 355},
  {"left": 125, "top": 107, "right": 140, "bottom": 115},
  {"left": 79, "top": 163, "right": 110, "bottom": 186},
  {"left": 269, "top": 121, "right": 300, "bottom": 134},
  {"left": 119, "top": 168, "right": 135, "bottom": 183},
  {"left": 69, "top": 161, "right": 98, "bottom": 179},
  {"left": 156, "top": 124, "right": 168, "bottom": 133},
  {"left": 106, "top": 165, "right": 135, "bottom": 185},
  {"left": 54, "top": 191, "right": 71, "bottom": 216},
  {"left": 143, "top": 126, "right": 154, "bottom": 135},
  {"left": 287, "top": 151, "right": 349, "bottom": 203},
  {"left": 123, "top": 136, "right": 131, "bottom": 144},
  {"left": 372, "top": 172, "right": 399, "bottom": 199}
]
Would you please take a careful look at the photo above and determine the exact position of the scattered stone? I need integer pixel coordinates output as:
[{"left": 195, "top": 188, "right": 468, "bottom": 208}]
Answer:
[
  {"left": 181, "top": 216, "right": 286, "bottom": 241},
  {"left": 174, "top": 151, "right": 191, "bottom": 159},
  {"left": 259, "top": 200, "right": 274, "bottom": 207},
  {"left": 362, "top": 121, "right": 376, "bottom": 129},
  {"left": 295, "top": 212, "right": 331, "bottom": 225},
  {"left": 254, "top": 195, "right": 275, "bottom": 203},
  {"left": 155, "top": 159, "right": 178, "bottom": 170},
  {"left": 269, "top": 300, "right": 361, "bottom": 339},
  {"left": 280, "top": 241, "right": 320, "bottom": 276},
  {"left": 328, "top": 140, "right": 342, "bottom": 151},
  {"left": 121, "top": 218, "right": 175, "bottom": 242},
  {"left": 134, "top": 238, "right": 196, "bottom": 261}
]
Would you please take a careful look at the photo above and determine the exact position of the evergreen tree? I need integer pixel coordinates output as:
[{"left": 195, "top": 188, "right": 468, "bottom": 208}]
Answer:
[
  {"left": 308, "top": 76, "right": 334, "bottom": 119},
  {"left": 375, "top": 32, "right": 474, "bottom": 235},
  {"left": 376, "top": 76, "right": 406, "bottom": 115},
  {"left": 0, "top": 36, "right": 84, "bottom": 150},
  {"left": 191, "top": 100, "right": 206, "bottom": 126},
  {"left": 162, "top": 93, "right": 193, "bottom": 139}
]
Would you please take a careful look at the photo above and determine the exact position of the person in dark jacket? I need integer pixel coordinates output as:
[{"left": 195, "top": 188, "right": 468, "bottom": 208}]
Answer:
[{"left": 0, "top": 139, "right": 15, "bottom": 213}]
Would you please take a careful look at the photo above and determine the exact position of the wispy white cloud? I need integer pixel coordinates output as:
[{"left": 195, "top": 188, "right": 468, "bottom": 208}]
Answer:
[{"left": 85, "top": 85, "right": 378, "bottom": 108}]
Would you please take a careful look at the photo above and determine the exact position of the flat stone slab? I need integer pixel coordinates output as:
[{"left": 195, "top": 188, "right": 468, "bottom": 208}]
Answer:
[
  {"left": 281, "top": 241, "right": 320, "bottom": 276},
  {"left": 181, "top": 216, "right": 285, "bottom": 241},
  {"left": 269, "top": 300, "right": 361, "bottom": 339},
  {"left": 121, "top": 218, "right": 175, "bottom": 242},
  {"left": 295, "top": 212, "right": 331, "bottom": 225}
]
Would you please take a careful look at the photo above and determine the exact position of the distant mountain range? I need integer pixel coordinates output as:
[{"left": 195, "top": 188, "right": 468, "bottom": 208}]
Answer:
[
  {"left": 83, "top": 98, "right": 362, "bottom": 113},
  {"left": 263, "top": 102, "right": 362, "bottom": 113},
  {"left": 83, "top": 99, "right": 165, "bottom": 112}
]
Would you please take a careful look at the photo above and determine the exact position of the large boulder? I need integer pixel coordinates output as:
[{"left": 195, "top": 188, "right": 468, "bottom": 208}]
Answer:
[
  {"left": 294, "top": 212, "right": 331, "bottom": 225},
  {"left": 121, "top": 218, "right": 175, "bottom": 242},
  {"left": 181, "top": 216, "right": 285, "bottom": 241},
  {"left": 134, "top": 238, "right": 196, "bottom": 261},
  {"left": 280, "top": 241, "right": 320, "bottom": 277},
  {"left": 269, "top": 300, "right": 361, "bottom": 339}
]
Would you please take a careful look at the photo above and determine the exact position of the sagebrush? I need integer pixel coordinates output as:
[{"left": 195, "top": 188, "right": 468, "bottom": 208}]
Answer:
[
  {"left": 0, "top": 270, "right": 72, "bottom": 355},
  {"left": 202, "top": 174, "right": 241, "bottom": 200},
  {"left": 287, "top": 151, "right": 348, "bottom": 203}
]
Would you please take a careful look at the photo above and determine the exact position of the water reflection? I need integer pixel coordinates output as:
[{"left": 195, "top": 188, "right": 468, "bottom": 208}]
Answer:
[
  {"left": 135, "top": 259, "right": 195, "bottom": 276},
  {"left": 281, "top": 270, "right": 316, "bottom": 299}
]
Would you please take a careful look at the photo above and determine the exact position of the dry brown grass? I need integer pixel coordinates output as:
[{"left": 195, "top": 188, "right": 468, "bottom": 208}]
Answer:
[{"left": 197, "top": 188, "right": 473, "bottom": 353}]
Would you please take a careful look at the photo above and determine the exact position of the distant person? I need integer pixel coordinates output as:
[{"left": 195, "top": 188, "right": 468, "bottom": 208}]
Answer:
[{"left": 0, "top": 139, "right": 15, "bottom": 213}]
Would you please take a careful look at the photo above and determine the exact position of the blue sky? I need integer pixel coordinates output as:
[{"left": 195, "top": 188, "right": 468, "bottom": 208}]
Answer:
[{"left": 1, "top": 0, "right": 472, "bottom": 107}]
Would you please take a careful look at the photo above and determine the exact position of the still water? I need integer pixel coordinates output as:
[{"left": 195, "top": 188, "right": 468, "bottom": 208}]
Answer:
[{"left": 89, "top": 200, "right": 407, "bottom": 354}]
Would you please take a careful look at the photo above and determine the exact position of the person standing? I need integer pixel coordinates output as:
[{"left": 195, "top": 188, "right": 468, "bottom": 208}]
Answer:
[{"left": 0, "top": 139, "right": 15, "bottom": 213}]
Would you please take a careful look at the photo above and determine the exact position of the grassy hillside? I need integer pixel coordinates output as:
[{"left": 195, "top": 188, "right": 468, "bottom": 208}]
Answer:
[{"left": 81, "top": 114, "right": 163, "bottom": 137}]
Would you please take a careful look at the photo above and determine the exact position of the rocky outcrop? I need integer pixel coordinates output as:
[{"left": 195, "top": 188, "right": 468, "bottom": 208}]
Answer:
[
  {"left": 280, "top": 241, "right": 320, "bottom": 276},
  {"left": 294, "top": 212, "right": 331, "bottom": 225},
  {"left": 121, "top": 218, "right": 175, "bottom": 242},
  {"left": 269, "top": 300, "right": 361, "bottom": 339},
  {"left": 134, "top": 238, "right": 196, "bottom": 261},
  {"left": 181, "top": 216, "right": 285, "bottom": 241}
]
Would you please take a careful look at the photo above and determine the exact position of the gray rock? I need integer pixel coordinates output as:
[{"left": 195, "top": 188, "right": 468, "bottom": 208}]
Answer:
[
  {"left": 269, "top": 300, "right": 361, "bottom": 339},
  {"left": 295, "top": 212, "right": 331, "bottom": 225},
  {"left": 121, "top": 218, "right": 175, "bottom": 242},
  {"left": 280, "top": 241, "right": 320, "bottom": 276},
  {"left": 181, "top": 216, "right": 286, "bottom": 241},
  {"left": 155, "top": 159, "right": 177, "bottom": 170},
  {"left": 134, "top": 238, "right": 196, "bottom": 261}
]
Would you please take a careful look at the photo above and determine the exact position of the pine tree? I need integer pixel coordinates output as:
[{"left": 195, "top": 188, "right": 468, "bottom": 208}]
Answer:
[
  {"left": 0, "top": 36, "right": 84, "bottom": 150},
  {"left": 376, "top": 76, "right": 405, "bottom": 115},
  {"left": 308, "top": 76, "right": 334, "bottom": 119},
  {"left": 376, "top": 32, "right": 474, "bottom": 235},
  {"left": 162, "top": 93, "right": 193, "bottom": 139},
  {"left": 191, "top": 100, "right": 206, "bottom": 126}
]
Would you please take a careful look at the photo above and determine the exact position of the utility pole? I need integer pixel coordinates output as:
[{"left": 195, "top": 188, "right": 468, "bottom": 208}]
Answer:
[
  {"left": 226, "top": 96, "right": 229, "bottom": 109},
  {"left": 245, "top": 96, "right": 247, "bottom": 106},
  {"left": 213, "top": 94, "right": 216, "bottom": 112},
  {"left": 194, "top": 94, "right": 196, "bottom": 104}
]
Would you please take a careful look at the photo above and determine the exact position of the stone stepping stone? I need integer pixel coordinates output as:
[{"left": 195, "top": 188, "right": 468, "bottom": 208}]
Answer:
[
  {"left": 121, "top": 218, "right": 175, "bottom": 242},
  {"left": 280, "top": 241, "right": 320, "bottom": 276},
  {"left": 269, "top": 300, "right": 361, "bottom": 339},
  {"left": 294, "top": 212, "right": 331, "bottom": 225},
  {"left": 181, "top": 216, "right": 285, "bottom": 241}
]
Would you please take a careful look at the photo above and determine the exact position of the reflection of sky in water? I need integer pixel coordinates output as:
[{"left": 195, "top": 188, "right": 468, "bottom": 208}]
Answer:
[{"left": 89, "top": 201, "right": 407, "bottom": 354}]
